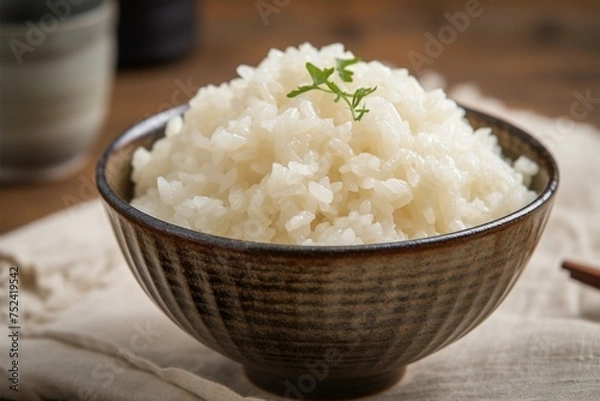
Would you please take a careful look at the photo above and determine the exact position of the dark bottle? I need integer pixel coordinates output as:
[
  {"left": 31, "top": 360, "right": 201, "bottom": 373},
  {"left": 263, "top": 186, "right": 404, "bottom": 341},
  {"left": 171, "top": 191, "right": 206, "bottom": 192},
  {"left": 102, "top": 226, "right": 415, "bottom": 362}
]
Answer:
[{"left": 117, "top": 0, "right": 198, "bottom": 67}]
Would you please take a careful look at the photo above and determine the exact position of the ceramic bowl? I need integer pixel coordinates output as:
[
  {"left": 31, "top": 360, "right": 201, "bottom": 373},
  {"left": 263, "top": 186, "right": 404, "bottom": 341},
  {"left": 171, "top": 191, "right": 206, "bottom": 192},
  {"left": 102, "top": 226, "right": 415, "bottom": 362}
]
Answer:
[{"left": 97, "top": 105, "right": 558, "bottom": 399}]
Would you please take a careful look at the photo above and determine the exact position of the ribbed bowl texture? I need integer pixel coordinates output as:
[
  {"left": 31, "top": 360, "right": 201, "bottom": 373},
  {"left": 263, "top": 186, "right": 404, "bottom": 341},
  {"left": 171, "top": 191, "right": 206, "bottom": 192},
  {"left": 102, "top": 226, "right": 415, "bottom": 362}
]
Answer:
[{"left": 97, "top": 105, "right": 558, "bottom": 399}]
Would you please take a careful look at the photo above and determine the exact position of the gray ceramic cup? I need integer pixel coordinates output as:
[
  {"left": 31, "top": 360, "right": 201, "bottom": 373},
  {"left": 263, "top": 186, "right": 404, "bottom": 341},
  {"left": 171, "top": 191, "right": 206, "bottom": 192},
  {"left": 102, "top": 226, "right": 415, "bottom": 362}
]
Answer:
[{"left": 0, "top": 0, "right": 117, "bottom": 183}]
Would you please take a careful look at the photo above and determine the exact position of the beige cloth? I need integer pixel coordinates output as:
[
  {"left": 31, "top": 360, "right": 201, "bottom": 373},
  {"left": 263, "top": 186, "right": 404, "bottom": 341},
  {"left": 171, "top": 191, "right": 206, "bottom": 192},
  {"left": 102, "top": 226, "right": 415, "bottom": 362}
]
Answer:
[{"left": 1, "top": 83, "right": 599, "bottom": 401}]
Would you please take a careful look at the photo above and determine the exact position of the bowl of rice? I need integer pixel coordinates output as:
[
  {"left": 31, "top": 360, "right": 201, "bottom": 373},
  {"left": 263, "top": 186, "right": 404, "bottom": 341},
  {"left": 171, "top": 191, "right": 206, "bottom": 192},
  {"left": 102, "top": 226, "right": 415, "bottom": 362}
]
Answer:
[{"left": 97, "top": 44, "right": 558, "bottom": 399}]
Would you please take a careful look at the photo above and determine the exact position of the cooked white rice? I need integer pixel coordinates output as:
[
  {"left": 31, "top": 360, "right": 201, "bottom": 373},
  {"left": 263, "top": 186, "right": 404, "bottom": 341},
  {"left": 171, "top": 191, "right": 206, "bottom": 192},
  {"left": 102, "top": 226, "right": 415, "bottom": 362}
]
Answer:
[{"left": 130, "top": 43, "right": 538, "bottom": 245}]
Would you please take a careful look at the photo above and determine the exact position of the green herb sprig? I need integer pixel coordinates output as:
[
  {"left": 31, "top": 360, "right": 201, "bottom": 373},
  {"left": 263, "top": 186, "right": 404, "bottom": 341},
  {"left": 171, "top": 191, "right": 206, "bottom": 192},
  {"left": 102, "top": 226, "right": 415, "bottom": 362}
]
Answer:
[{"left": 287, "top": 57, "right": 377, "bottom": 122}]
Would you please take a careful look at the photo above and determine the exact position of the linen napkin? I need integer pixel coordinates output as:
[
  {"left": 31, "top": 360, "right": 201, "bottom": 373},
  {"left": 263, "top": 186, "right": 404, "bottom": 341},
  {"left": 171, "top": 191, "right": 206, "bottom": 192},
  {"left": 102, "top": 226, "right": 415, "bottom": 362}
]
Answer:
[{"left": 1, "top": 83, "right": 599, "bottom": 401}]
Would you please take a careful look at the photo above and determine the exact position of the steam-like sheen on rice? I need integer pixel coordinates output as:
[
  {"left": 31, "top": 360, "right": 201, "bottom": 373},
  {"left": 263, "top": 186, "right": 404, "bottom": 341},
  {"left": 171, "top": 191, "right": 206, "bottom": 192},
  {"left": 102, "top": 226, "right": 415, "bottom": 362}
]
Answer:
[{"left": 131, "top": 43, "right": 538, "bottom": 245}]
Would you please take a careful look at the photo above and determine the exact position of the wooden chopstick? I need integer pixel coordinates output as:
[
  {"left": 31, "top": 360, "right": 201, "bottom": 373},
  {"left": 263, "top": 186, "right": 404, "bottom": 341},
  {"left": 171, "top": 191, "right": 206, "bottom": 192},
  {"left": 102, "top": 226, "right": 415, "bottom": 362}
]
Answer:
[{"left": 561, "top": 260, "right": 600, "bottom": 290}]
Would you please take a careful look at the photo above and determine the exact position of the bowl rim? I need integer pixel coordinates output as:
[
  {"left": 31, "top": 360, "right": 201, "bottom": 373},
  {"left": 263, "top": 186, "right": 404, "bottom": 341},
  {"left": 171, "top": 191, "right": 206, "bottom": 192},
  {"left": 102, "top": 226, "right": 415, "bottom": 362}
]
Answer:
[{"left": 96, "top": 104, "right": 559, "bottom": 255}]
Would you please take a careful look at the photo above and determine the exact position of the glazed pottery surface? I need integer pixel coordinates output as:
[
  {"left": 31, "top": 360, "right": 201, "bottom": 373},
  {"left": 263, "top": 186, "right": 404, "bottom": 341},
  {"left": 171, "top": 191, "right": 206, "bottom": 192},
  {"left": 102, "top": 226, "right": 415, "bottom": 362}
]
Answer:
[{"left": 97, "top": 105, "right": 558, "bottom": 399}]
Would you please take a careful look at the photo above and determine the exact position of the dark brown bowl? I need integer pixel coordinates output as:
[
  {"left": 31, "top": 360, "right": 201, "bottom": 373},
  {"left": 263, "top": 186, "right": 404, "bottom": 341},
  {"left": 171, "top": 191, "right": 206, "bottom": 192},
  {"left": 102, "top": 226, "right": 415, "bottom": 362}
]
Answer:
[{"left": 96, "top": 105, "right": 558, "bottom": 399}]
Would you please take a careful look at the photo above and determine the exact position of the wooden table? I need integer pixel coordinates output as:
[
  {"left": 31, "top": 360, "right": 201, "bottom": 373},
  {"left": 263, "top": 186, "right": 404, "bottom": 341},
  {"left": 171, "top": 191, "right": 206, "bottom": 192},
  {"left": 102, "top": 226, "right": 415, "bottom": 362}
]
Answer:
[{"left": 1, "top": 0, "right": 599, "bottom": 234}]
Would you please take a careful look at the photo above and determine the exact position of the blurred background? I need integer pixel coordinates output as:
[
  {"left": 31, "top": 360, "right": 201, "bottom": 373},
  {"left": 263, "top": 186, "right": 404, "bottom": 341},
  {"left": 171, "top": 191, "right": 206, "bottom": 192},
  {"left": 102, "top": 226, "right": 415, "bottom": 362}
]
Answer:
[{"left": 0, "top": 0, "right": 598, "bottom": 233}]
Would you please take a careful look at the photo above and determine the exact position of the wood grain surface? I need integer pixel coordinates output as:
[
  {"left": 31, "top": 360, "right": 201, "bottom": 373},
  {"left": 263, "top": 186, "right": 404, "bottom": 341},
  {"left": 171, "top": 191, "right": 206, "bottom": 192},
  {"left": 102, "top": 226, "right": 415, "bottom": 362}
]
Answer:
[{"left": 1, "top": 0, "right": 598, "bottom": 234}]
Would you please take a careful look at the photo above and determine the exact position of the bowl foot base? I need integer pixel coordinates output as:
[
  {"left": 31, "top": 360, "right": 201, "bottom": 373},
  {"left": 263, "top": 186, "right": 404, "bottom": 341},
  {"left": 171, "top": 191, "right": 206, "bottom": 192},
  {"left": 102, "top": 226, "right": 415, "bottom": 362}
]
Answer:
[{"left": 245, "top": 366, "right": 405, "bottom": 400}]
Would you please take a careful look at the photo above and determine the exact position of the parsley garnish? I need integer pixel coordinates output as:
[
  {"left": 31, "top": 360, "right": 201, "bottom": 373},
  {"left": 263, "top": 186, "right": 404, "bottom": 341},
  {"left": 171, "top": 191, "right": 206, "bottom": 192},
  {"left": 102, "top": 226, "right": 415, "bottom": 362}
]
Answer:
[{"left": 287, "top": 57, "right": 377, "bottom": 121}]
